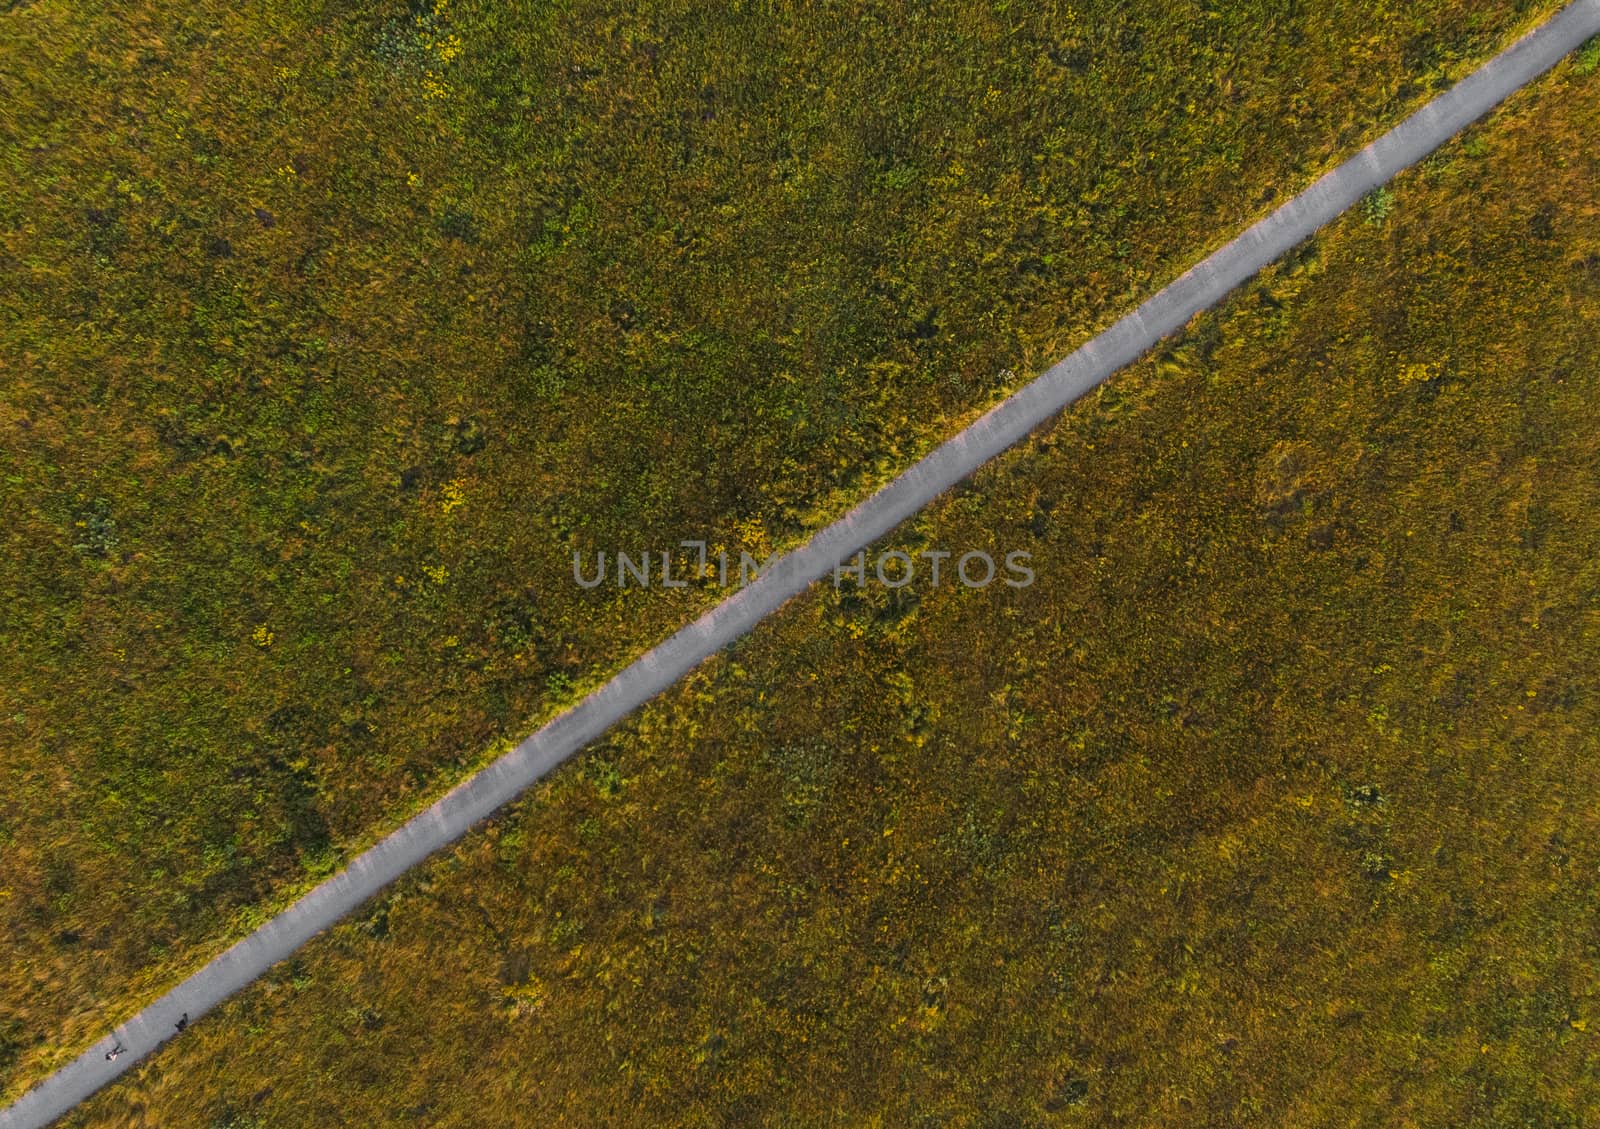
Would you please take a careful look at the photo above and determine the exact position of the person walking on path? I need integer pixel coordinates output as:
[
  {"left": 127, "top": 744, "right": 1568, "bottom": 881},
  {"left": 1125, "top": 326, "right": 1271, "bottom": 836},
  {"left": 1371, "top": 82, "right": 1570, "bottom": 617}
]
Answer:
[{"left": 103, "top": 1043, "right": 123, "bottom": 1063}]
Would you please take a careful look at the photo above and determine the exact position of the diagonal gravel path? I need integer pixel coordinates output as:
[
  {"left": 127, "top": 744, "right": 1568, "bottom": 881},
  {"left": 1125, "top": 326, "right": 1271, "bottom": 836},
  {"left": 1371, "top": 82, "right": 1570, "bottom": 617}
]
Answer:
[{"left": 6, "top": 2, "right": 1600, "bottom": 1125}]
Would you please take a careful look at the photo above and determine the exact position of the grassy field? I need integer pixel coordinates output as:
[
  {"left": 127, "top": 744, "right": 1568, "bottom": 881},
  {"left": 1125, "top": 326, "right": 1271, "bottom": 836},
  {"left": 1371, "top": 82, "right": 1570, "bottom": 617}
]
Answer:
[
  {"left": 48, "top": 39, "right": 1600, "bottom": 1128},
  {"left": 0, "top": 0, "right": 1580, "bottom": 1101}
]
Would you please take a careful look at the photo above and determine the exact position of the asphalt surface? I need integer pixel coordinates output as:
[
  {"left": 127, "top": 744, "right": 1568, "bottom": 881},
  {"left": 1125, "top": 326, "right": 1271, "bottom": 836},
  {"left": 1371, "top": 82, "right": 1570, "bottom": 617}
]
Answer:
[{"left": 6, "top": 2, "right": 1600, "bottom": 1124}]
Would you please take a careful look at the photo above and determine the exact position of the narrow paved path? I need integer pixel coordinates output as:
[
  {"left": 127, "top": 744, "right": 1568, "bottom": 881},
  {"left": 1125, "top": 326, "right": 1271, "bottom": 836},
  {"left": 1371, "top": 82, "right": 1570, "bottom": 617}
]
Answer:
[{"left": 7, "top": 3, "right": 1599, "bottom": 1125}]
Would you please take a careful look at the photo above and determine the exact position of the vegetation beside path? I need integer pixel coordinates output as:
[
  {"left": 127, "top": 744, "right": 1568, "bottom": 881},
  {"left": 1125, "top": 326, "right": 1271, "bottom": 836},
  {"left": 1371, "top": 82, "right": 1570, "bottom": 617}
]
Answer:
[
  {"left": 0, "top": 0, "right": 1577, "bottom": 1100},
  {"left": 58, "top": 38, "right": 1600, "bottom": 1129}
]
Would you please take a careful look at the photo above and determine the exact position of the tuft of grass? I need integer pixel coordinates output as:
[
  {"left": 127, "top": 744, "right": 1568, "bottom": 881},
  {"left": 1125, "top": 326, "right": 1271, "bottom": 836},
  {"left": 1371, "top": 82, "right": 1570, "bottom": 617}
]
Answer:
[
  {"left": 1575, "top": 36, "right": 1600, "bottom": 75},
  {"left": 1363, "top": 186, "right": 1397, "bottom": 225}
]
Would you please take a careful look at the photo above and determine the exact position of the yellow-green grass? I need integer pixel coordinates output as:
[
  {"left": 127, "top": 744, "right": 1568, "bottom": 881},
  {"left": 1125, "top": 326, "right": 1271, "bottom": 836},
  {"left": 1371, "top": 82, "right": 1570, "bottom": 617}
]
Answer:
[
  {"left": 55, "top": 39, "right": 1600, "bottom": 1129},
  {"left": 0, "top": 0, "right": 1578, "bottom": 1100}
]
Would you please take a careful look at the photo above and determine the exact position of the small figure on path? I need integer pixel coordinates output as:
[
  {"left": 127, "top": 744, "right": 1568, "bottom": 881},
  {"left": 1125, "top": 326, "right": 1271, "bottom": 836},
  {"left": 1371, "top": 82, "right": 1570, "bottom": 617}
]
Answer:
[
  {"left": 105, "top": 1042, "right": 124, "bottom": 1062},
  {"left": 174, "top": 1013, "right": 188, "bottom": 1033}
]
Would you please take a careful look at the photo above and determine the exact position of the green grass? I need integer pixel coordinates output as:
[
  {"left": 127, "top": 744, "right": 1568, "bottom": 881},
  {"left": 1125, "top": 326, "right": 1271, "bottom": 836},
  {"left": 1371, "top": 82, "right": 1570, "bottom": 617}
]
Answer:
[
  {"left": 60, "top": 42, "right": 1600, "bottom": 1129},
  {"left": 1576, "top": 34, "right": 1600, "bottom": 74},
  {"left": 0, "top": 0, "right": 1575, "bottom": 1100}
]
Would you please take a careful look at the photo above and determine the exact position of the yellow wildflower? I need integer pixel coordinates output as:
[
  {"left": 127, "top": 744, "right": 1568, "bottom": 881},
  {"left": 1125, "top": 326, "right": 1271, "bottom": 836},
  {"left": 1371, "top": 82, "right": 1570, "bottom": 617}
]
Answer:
[
  {"left": 440, "top": 479, "right": 466, "bottom": 514},
  {"left": 421, "top": 71, "right": 452, "bottom": 100}
]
